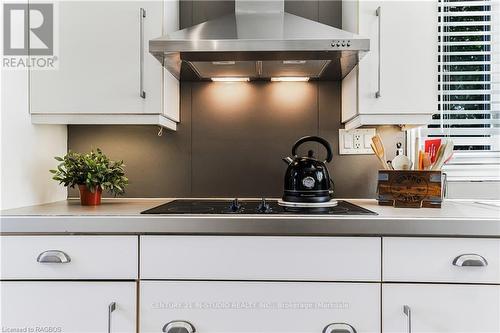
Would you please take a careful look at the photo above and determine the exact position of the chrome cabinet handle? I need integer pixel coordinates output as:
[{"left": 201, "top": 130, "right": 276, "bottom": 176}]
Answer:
[
  {"left": 375, "top": 6, "right": 381, "bottom": 98},
  {"left": 323, "top": 323, "right": 357, "bottom": 333},
  {"left": 36, "top": 250, "right": 71, "bottom": 263},
  {"left": 403, "top": 305, "right": 412, "bottom": 333},
  {"left": 453, "top": 254, "right": 488, "bottom": 267},
  {"left": 139, "top": 8, "right": 146, "bottom": 99},
  {"left": 108, "top": 302, "right": 116, "bottom": 333},
  {"left": 162, "top": 321, "right": 195, "bottom": 333}
]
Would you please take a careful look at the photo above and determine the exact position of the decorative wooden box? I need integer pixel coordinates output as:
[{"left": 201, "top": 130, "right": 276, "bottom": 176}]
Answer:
[{"left": 377, "top": 170, "right": 443, "bottom": 208}]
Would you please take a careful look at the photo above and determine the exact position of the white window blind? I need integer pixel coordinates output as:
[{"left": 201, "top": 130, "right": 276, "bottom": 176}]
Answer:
[{"left": 421, "top": 0, "right": 500, "bottom": 181}]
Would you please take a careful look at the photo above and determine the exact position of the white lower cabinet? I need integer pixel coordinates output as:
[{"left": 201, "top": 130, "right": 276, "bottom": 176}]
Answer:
[
  {"left": 140, "top": 281, "right": 381, "bottom": 333},
  {"left": 0, "top": 281, "right": 136, "bottom": 333},
  {"left": 383, "top": 284, "right": 500, "bottom": 333},
  {"left": 3, "top": 234, "right": 499, "bottom": 333}
]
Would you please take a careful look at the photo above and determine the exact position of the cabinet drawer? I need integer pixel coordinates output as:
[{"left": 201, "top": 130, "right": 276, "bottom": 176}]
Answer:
[
  {"left": 0, "top": 236, "right": 138, "bottom": 279},
  {"left": 140, "top": 281, "right": 381, "bottom": 333},
  {"left": 383, "top": 237, "right": 500, "bottom": 283},
  {"left": 140, "top": 236, "right": 381, "bottom": 281}
]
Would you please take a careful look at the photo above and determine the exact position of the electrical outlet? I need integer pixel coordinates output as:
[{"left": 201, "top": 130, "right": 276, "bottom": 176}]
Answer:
[
  {"left": 339, "top": 128, "right": 376, "bottom": 155},
  {"left": 353, "top": 134, "right": 362, "bottom": 149}
]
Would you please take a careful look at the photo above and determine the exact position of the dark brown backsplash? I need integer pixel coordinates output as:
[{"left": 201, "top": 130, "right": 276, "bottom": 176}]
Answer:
[{"left": 67, "top": 0, "right": 405, "bottom": 199}]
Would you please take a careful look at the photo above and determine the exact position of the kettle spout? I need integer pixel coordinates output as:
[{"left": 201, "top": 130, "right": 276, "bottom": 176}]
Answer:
[{"left": 282, "top": 157, "right": 294, "bottom": 165}]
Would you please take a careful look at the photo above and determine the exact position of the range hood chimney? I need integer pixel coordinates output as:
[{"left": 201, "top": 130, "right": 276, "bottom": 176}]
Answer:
[{"left": 149, "top": 0, "right": 370, "bottom": 81}]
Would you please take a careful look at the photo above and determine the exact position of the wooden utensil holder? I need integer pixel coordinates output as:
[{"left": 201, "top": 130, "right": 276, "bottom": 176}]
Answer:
[{"left": 377, "top": 170, "right": 443, "bottom": 208}]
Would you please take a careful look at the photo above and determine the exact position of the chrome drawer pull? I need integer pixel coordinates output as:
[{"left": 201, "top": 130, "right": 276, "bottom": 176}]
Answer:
[
  {"left": 163, "top": 321, "right": 195, "bottom": 333},
  {"left": 36, "top": 250, "right": 71, "bottom": 263},
  {"left": 403, "top": 305, "right": 412, "bottom": 333},
  {"left": 323, "top": 323, "right": 357, "bottom": 333},
  {"left": 108, "top": 302, "right": 116, "bottom": 333},
  {"left": 452, "top": 254, "right": 488, "bottom": 267}
]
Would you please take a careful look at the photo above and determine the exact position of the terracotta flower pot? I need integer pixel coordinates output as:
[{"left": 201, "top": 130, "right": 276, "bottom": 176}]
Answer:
[{"left": 78, "top": 184, "right": 102, "bottom": 206}]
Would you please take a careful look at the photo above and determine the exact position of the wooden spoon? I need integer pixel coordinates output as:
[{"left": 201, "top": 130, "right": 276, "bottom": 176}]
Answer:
[
  {"left": 371, "top": 135, "right": 389, "bottom": 169},
  {"left": 371, "top": 143, "right": 388, "bottom": 169}
]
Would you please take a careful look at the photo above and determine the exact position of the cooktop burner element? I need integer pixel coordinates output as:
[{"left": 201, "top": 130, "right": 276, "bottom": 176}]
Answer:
[{"left": 141, "top": 199, "right": 377, "bottom": 215}]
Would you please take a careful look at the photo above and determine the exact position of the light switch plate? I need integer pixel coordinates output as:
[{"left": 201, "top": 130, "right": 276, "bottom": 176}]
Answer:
[{"left": 339, "top": 128, "right": 376, "bottom": 155}]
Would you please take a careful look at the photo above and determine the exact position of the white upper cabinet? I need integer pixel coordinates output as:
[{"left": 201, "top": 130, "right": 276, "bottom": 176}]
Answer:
[
  {"left": 162, "top": 0, "right": 180, "bottom": 123},
  {"left": 30, "top": 1, "right": 179, "bottom": 130},
  {"left": 341, "top": 0, "right": 437, "bottom": 130}
]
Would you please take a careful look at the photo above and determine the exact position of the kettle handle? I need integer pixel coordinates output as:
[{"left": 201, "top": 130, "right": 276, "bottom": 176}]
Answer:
[{"left": 292, "top": 136, "right": 333, "bottom": 163}]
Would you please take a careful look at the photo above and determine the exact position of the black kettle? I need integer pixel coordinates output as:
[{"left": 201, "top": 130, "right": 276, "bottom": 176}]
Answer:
[{"left": 282, "top": 136, "right": 334, "bottom": 203}]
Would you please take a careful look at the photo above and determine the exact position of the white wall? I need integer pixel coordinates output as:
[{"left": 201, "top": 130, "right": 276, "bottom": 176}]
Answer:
[{"left": 0, "top": 69, "right": 67, "bottom": 210}]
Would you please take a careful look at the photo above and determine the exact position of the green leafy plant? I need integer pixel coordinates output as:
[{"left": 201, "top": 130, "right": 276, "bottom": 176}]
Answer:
[{"left": 50, "top": 149, "right": 128, "bottom": 196}]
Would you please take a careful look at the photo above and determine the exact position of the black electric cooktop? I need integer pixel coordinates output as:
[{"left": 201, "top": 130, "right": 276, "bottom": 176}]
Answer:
[{"left": 141, "top": 199, "right": 377, "bottom": 215}]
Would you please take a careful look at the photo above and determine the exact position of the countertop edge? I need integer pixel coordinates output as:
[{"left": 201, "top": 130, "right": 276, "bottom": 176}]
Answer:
[{"left": 1, "top": 215, "right": 500, "bottom": 237}]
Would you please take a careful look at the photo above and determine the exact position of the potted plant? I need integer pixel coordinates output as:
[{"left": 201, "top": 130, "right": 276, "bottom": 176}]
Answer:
[{"left": 50, "top": 149, "right": 128, "bottom": 206}]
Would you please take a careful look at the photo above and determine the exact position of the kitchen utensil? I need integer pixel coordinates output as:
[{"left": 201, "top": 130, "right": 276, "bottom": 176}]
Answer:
[
  {"left": 432, "top": 140, "right": 454, "bottom": 170},
  {"left": 431, "top": 143, "right": 445, "bottom": 170},
  {"left": 370, "top": 143, "right": 387, "bottom": 169},
  {"left": 371, "top": 135, "right": 389, "bottom": 169},
  {"left": 422, "top": 152, "right": 432, "bottom": 170},
  {"left": 413, "top": 137, "right": 421, "bottom": 170},
  {"left": 391, "top": 154, "right": 412, "bottom": 170},
  {"left": 425, "top": 139, "right": 441, "bottom": 163},
  {"left": 418, "top": 150, "right": 424, "bottom": 170},
  {"left": 282, "top": 136, "right": 334, "bottom": 203}
]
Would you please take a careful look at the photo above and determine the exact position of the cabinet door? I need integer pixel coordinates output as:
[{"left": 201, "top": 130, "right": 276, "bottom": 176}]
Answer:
[
  {"left": 347, "top": 0, "right": 437, "bottom": 117},
  {"left": 0, "top": 282, "right": 136, "bottom": 333},
  {"left": 141, "top": 281, "right": 380, "bottom": 333},
  {"left": 30, "top": 1, "right": 162, "bottom": 115},
  {"left": 383, "top": 284, "right": 500, "bottom": 333},
  {"left": 162, "top": 0, "right": 180, "bottom": 122}
]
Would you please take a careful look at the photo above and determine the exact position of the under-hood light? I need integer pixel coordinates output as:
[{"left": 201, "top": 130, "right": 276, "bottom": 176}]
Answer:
[
  {"left": 211, "top": 77, "right": 250, "bottom": 82},
  {"left": 271, "top": 77, "right": 310, "bottom": 82}
]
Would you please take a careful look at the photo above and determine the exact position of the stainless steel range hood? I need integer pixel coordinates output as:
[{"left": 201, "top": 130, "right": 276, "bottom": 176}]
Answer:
[{"left": 149, "top": 0, "right": 370, "bottom": 81}]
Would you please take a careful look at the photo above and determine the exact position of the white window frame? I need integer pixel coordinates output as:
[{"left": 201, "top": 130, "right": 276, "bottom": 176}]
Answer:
[{"left": 414, "top": 0, "right": 500, "bottom": 200}]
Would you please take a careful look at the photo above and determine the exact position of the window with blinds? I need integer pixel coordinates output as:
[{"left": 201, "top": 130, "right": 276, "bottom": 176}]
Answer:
[{"left": 421, "top": 0, "right": 499, "bottom": 181}]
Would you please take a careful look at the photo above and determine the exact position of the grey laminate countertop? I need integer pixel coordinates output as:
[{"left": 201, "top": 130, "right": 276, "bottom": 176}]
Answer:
[{"left": 1, "top": 198, "right": 499, "bottom": 236}]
